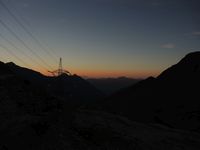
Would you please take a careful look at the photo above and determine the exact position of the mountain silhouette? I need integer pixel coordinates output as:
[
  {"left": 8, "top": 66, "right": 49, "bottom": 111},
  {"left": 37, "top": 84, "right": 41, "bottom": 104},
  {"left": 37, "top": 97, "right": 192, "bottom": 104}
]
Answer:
[
  {"left": 0, "top": 61, "right": 70, "bottom": 117},
  {"left": 87, "top": 77, "right": 141, "bottom": 95},
  {"left": 96, "top": 51, "right": 200, "bottom": 131},
  {"left": 1, "top": 53, "right": 200, "bottom": 149},
  {"left": 0, "top": 61, "right": 102, "bottom": 149},
  {"left": 5, "top": 62, "right": 103, "bottom": 103}
]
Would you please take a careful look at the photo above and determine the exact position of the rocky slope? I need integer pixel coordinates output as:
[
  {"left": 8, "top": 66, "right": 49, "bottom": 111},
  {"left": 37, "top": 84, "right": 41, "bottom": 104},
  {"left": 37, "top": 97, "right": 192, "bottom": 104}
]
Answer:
[
  {"left": 94, "top": 52, "right": 200, "bottom": 131},
  {"left": 1, "top": 52, "right": 200, "bottom": 149}
]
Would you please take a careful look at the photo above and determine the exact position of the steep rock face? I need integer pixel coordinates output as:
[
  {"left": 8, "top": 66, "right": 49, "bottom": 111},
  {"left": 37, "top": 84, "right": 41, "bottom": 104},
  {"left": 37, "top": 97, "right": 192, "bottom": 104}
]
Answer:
[
  {"left": 158, "top": 52, "right": 200, "bottom": 80},
  {"left": 98, "top": 52, "right": 200, "bottom": 130}
]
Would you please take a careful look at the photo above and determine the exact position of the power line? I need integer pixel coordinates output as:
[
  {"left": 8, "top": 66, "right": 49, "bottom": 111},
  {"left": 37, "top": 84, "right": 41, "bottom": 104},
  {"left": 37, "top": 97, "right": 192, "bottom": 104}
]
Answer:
[
  {"left": 7, "top": 0, "right": 31, "bottom": 27},
  {"left": 0, "top": 32, "right": 48, "bottom": 69},
  {"left": 0, "top": 0, "right": 58, "bottom": 62},
  {"left": 0, "top": 43, "right": 30, "bottom": 67},
  {"left": 0, "top": 50, "right": 7, "bottom": 63},
  {"left": 48, "top": 57, "right": 71, "bottom": 76},
  {"left": 0, "top": 18, "right": 53, "bottom": 70}
]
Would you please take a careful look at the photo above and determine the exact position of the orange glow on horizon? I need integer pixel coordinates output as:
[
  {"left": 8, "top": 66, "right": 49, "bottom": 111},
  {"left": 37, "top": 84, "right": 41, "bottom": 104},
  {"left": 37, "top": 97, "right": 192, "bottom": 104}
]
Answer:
[{"left": 39, "top": 68, "right": 159, "bottom": 79}]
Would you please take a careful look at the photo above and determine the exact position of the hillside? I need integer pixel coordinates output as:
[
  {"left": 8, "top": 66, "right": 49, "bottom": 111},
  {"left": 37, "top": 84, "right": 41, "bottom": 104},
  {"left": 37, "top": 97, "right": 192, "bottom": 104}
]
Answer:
[
  {"left": 5, "top": 62, "right": 103, "bottom": 102},
  {"left": 95, "top": 52, "right": 200, "bottom": 131},
  {"left": 1, "top": 52, "right": 200, "bottom": 149}
]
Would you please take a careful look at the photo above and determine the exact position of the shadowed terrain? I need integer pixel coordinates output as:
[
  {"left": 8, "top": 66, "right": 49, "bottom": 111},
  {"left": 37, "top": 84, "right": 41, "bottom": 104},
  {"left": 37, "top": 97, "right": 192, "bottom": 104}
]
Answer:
[
  {"left": 95, "top": 52, "right": 200, "bottom": 131},
  {"left": 0, "top": 52, "right": 200, "bottom": 149},
  {"left": 87, "top": 77, "right": 141, "bottom": 95}
]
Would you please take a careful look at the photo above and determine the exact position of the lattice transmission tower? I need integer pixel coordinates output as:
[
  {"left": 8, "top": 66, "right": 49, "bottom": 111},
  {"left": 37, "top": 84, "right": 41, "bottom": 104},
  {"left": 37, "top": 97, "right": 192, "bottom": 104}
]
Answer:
[{"left": 49, "top": 57, "right": 71, "bottom": 76}]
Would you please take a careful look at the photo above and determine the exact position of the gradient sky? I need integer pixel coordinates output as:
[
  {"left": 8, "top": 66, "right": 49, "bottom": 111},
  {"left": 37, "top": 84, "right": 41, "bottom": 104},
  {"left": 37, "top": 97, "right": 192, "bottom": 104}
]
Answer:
[{"left": 0, "top": 0, "right": 200, "bottom": 78}]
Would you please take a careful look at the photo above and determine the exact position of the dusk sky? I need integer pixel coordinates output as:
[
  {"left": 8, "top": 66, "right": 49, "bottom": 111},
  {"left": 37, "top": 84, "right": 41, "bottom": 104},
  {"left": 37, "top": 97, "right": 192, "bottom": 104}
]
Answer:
[{"left": 0, "top": 0, "right": 200, "bottom": 78}]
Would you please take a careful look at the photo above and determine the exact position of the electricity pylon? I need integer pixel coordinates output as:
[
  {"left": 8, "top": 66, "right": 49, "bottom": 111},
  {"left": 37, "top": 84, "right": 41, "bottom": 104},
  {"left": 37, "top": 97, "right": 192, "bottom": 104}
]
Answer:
[{"left": 48, "top": 57, "right": 71, "bottom": 76}]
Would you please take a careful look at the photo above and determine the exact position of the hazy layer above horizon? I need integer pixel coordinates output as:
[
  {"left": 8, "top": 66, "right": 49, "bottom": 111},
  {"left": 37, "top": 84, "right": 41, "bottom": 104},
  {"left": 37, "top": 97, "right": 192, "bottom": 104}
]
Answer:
[{"left": 0, "top": 0, "right": 199, "bottom": 78}]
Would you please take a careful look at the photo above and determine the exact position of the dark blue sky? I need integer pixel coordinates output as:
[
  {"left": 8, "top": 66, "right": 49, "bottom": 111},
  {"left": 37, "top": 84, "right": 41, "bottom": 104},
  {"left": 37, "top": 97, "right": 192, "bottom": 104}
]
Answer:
[{"left": 0, "top": 0, "right": 200, "bottom": 77}]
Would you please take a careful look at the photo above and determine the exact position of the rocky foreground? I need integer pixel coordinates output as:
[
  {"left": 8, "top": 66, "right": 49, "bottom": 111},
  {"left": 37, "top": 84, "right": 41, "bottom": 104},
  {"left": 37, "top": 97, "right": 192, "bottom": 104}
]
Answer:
[
  {"left": 1, "top": 52, "right": 200, "bottom": 149},
  {"left": 1, "top": 108, "right": 200, "bottom": 150}
]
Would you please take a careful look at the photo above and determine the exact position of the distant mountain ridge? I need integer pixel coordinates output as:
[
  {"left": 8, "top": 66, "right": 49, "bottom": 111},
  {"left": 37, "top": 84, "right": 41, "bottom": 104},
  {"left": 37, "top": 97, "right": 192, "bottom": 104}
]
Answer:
[
  {"left": 97, "top": 51, "right": 200, "bottom": 131},
  {"left": 1, "top": 53, "right": 200, "bottom": 149},
  {"left": 87, "top": 77, "right": 141, "bottom": 95},
  {"left": 2, "top": 61, "right": 103, "bottom": 102}
]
